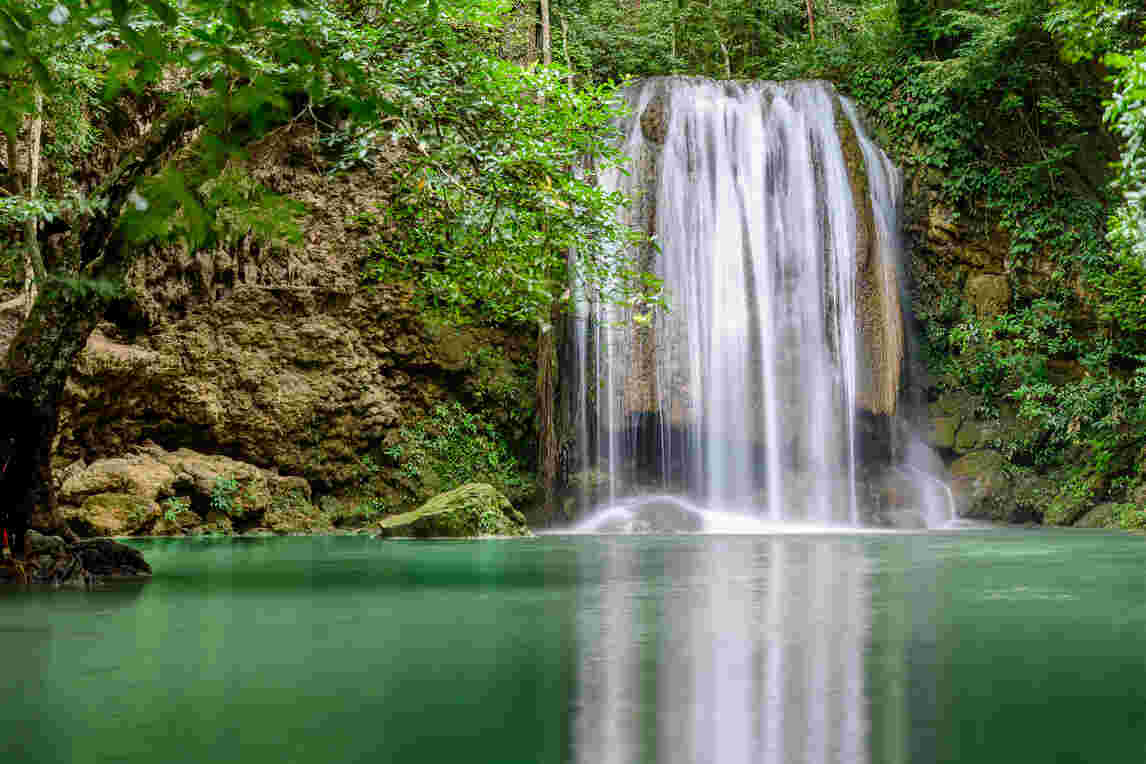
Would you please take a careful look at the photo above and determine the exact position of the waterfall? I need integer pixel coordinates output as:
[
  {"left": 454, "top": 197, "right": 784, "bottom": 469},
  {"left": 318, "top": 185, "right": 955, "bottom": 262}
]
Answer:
[{"left": 569, "top": 77, "right": 946, "bottom": 527}]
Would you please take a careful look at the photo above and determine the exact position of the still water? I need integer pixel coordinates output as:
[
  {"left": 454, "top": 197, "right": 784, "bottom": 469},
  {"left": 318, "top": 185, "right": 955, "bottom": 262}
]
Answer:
[{"left": 2, "top": 531, "right": 1144, "bottom": 763}]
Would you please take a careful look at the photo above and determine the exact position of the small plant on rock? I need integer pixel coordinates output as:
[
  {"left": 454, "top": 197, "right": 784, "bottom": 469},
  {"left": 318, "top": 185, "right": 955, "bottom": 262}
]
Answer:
[
  {"left": 162, "top": 496, "right": 190, "bottom": 523},
  {"left": 211, "top": 475, "right": 239, "bottom": 516}
]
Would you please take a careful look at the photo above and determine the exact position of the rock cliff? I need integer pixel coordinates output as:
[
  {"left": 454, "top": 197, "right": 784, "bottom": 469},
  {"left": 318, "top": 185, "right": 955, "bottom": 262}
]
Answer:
[{"left": 0, "top": 125, "right": 537, "bottom": 536}]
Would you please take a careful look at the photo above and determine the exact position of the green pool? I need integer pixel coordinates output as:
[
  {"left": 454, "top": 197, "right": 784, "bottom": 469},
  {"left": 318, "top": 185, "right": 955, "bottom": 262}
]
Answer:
[{"left": 2, "top": 531, "right": 1144, "bottom": 763}]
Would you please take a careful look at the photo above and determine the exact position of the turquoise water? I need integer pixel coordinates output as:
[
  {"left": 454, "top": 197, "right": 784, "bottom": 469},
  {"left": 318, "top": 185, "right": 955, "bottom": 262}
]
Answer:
[{"left": 2, "top": 531, "right": 1144, "bottom": 763}]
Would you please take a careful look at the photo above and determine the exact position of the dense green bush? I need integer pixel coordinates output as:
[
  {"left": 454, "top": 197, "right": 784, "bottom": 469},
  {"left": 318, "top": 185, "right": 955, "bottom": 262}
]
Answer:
[{"left": 385, "top": 401, "right": 533, "bottom": 505}]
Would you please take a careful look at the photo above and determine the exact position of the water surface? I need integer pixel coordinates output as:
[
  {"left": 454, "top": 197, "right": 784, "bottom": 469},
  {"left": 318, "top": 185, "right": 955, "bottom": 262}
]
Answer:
[{"left": 2, "top": 531, "right": 1144, "bottom": 763}]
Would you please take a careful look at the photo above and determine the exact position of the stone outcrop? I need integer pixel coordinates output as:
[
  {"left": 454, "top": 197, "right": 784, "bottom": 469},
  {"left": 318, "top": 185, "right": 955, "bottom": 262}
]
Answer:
[
  {"left": 837, "top": 106, "right": 904, "bottom": 417},
  {"left": 923, "top": 392, "right": 1037, "bottom": 456},
  {"left": 56, "top": 444, "right": 331, "bottom": 536},
  {"left": 0, "top": 530, "right": 150, "bottom": 586},
  {"left": 377, "top": 483, "right": 530, "bottom": 538},
  {"left": 948, "top": 450, "right": 1050, "bottom": 524},
  {"left": 0, "top": 125, "right": 536, "bottom": 526}
]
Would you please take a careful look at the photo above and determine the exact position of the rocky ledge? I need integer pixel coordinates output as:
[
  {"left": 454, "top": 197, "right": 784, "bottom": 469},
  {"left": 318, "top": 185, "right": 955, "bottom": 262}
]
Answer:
[
  {"left": 0, "top": 530, "right": 151, "bottom": 587},
  {"left": 56, "top": 442, "right": 331, "bottom": 537}
]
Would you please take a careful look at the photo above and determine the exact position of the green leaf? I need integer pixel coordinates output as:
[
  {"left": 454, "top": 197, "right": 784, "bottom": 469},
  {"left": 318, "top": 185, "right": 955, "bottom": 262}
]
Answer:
[
  {"left": 143, "top": 0, "right": 178, "bottom": 25},
  {"left": 111, "top": 0, "right": 131, "bottom": 24}
]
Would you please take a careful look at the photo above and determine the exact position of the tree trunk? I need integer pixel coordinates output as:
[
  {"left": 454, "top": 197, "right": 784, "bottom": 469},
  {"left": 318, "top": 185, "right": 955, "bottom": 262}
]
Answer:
[
  {"left": 540, "top": 0, "right": 552, "bottom": 66},
  {"left": 806, "top": 0, "right": 816, "bottom": 42},
  {"left": 560, "top": 14, "right": 574, "bottom": 85},
  {"left": 0, "top": 283, "right": 103, "bottom": 554},
  {"left": 23, "top": 88, "right": 46, "bottom": 318},
  {"left": 0, "top": 111, "right": 193, "bottom": 556}
]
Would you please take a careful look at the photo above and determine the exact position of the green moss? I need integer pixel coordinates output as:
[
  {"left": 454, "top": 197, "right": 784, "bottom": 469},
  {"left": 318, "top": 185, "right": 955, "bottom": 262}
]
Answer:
[{"left": 378, "top": 483, "right": 530, "bottom": 538}]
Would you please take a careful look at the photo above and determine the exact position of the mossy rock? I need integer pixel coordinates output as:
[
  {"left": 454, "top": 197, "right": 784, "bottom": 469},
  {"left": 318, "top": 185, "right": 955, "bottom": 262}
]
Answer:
[
  {"left": 1044, "top": 483, "right": 1096, "bottom": 527},
  {"left": 1074, "top": 502, "right": 1121, "bottom": 529},
  {"left": 928, "top": 416, "right": 959, "bottom": 450},
  {"left": 64, "top": 493, "right": 159, "bottom": 537},
  {"left": 949, "top": 450, "right": 1012, "bottom": 522},
  {"left": 377, "top": 483, "right": 530, "bottom": 538}
]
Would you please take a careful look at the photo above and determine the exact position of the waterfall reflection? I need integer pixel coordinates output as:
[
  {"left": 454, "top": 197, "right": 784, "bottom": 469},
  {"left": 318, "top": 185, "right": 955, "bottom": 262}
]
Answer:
[{"left": 573, "top": 538, "right": 876, "bottom": 764}]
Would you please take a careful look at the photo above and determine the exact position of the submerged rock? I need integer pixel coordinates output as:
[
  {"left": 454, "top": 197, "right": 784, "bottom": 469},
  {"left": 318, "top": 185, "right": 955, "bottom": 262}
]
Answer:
[
  {"left": 377, "top": 483, "right": 530, "bottom": 538},
  {"left": 594, "top": 498, "right": 704, "bottom": 534}
]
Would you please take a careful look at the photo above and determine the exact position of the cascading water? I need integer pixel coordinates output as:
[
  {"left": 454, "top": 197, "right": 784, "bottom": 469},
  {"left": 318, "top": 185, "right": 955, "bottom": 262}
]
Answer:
[{"left": 568, "top": 77, "right": 952, "bottom": 528}]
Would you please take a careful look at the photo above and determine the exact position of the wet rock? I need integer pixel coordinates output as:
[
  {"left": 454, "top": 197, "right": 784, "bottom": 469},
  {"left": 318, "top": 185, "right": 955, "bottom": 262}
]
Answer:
[
  {"left": 377, "top": 483, "right": 530, "bottom": 538},
  {"left": 26, "top": 530, "right": 68, "bottom": 557},
  {"left": 73, "top": 539, "right": 152, "bottom": 578},
  {"left": 948, "top": 453, "right": 1050, "bottom": 524},
  {"left": 950, "top": 450, "right": 1010, "bottom": 521},
  {"left": 640, "top": 92, "right": 668, "bottom": 144},
  {"left": 563, "top": 470, "right": 611, "bottom": 517},
  {"left": 596, "top": 499, "right": 704, "bottom": 534}
]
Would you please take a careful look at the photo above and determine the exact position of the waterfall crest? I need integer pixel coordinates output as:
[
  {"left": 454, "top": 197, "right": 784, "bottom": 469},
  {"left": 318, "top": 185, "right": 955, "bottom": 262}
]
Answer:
[{"left": 568, "top": 77, "right": 942, "bottom": 527}]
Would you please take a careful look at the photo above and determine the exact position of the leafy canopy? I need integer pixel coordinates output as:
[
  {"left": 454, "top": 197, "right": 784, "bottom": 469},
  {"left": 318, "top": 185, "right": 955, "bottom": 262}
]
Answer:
[{"left": 2, "top": 0, "right": 648, "bottom": 325}]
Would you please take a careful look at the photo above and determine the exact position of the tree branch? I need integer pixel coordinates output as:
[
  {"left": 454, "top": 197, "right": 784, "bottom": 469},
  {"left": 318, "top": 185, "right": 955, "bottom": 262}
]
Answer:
[{"left": 80, "top": 107, "right": 197, "bottom": 277}]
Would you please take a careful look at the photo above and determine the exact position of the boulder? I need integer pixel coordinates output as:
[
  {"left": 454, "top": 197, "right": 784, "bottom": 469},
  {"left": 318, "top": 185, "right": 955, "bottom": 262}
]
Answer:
[
  {"left": 950, "top": 450, "right": 1011, "bottom": 521},
  {"left": 262, "top": 488, "right": 333, "bottom": 534},
  {"left": 377, "top": 483, "right": 530, "bottom": 538},
  {"left": 62, "top": 493, "right": 159, "bottom": 537},
  {"left": 1074, "top": 502, "right": 1120, "bottom": 529},
  {"left": 73, "top": 539, "right": 152, "bottom": 577},
  {"left": 950, "top": 452, "right": 1053, "bottom": 523},
  {"left": 928, "top": 417, "right": 959, "bottom": 450},
  {"left": 58, "top": 444, "right": 321, "bottom": 536},
  {"left": 59, "top": 455, "right": 176, "bottom": 504},
  {"left": 26, "top": 530, "right": 68, "bottom": 556}
]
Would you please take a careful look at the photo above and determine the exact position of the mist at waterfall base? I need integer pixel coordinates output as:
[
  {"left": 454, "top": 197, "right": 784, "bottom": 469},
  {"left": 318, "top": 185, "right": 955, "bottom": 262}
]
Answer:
[{"left": 565, "top": 78, "right": 953, "bottom": 531}]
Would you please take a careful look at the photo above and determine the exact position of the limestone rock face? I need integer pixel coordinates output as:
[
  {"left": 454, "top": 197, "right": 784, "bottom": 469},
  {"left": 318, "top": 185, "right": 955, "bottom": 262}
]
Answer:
[
  {"left": 964, "top": 274, "right": 1011, "bottom": 319},
  {"left": 47, "top": 284, "right": 528, "bottom": 494},
  {"left": 57, "top": 444, "right": 331, "bottom": 536},
  {"left": 377, "top": 483, "right": 530, "bottom": 538},
  {"left": 640, "top": 91, "right": 668, "bottom": 144},
  {"left": 0, "top": 130, "right": 535, "bottom": 512},
  {"left": 59, "top": 455, "right": 176, "bottom": 505},
  {"left": 925, "top": 393, "right": 1036, "bottom": 456}
]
